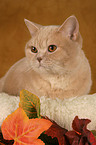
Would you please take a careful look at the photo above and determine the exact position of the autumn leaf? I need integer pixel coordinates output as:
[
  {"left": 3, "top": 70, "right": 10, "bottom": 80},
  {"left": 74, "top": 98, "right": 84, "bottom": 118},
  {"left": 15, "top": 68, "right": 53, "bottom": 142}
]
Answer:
[
  {"left": 19, "top": 90, "right": 40, "bottom": 119},
  {"left": 44, "top": 117, "right": 68, "bottom": 145},
  {"left": 1, "top": 108, "right": 52, "bottom": 145},
  {"left": 65, "top": 116, "right": 96, "bottom": 145}
]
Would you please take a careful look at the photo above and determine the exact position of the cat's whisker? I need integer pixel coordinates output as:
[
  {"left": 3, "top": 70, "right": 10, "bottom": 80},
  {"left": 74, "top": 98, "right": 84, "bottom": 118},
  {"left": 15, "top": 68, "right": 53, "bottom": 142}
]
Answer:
[{"left": 24, "top": 67, "right": 33, "bottom": 73}]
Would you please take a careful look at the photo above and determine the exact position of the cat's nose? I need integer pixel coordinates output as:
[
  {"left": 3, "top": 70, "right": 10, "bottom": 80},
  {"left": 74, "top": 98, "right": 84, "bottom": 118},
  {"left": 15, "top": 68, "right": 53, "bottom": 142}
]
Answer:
[{"left": 37, "top": 57, "right": 42, "bottom": 63}]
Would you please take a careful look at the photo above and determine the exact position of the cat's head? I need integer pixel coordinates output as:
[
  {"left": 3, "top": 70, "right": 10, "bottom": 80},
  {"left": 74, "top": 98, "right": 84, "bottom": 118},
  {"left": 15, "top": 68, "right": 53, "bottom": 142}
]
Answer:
[{"left": 25, "top": 16, "right": 83, "bottom": 75}]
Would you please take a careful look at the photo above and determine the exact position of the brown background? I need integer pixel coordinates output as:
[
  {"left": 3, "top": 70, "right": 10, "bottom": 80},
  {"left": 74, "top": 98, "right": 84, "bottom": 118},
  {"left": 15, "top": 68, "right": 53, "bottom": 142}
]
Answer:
[{"left": 0, "top": 0, "right": 96, "bottom": 94}]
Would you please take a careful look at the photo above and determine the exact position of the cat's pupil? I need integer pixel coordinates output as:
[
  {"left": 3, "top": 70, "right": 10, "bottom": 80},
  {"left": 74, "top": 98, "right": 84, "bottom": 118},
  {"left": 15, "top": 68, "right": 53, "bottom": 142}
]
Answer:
[
  {"left": 31, "top": 46, "right": 38, "bottom": 53},
  {"left": 48, "top": 45, "right": 57, "bottom": 52}
]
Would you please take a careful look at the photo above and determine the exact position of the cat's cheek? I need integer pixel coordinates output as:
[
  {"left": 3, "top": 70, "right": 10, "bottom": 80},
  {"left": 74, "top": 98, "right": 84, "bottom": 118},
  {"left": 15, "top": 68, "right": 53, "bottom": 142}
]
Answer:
[
  {"left": 26, "top": 50, "right": 37, "bottom": 62},
  {"left": 25, "top": 51, "right": 32, "bottom": 60}
]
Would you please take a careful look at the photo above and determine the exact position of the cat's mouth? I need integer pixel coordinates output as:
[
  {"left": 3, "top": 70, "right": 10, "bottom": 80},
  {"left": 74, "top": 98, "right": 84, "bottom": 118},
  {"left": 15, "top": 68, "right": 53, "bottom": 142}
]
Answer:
[
  {"left": 37, "top": 62, "right": 49, "bottom": 72},
  {"left": 38, "top": 63, "right": 44, "bottom": 68}
]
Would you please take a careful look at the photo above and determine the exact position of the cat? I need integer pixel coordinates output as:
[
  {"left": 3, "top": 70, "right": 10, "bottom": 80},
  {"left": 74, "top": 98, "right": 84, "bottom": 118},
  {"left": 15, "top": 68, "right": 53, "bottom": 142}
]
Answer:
[{"left": 0, "top": 15, "right": 92, "bottom": 99}]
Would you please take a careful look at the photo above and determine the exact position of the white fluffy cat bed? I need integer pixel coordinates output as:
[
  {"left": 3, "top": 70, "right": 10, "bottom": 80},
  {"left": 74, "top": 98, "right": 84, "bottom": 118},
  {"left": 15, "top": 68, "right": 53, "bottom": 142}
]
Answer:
[{"left": 0, "top": 92, "right": 96, "bottom": 130}]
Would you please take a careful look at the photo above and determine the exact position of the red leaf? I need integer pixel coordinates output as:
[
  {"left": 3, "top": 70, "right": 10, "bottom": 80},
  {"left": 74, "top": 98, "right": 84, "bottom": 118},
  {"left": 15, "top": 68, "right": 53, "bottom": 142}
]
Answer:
[
  {"left": 65, "top": 116, "right": 96, "bottom": 145},
  {"left": 44, "top": 118, "right": 67, "bottom": 145},
  {"left": 72, "top": 116, "right": 91, "bottom": 134},
  {"left": 1, "top": 108, "right": 52, "bottom": 145}
]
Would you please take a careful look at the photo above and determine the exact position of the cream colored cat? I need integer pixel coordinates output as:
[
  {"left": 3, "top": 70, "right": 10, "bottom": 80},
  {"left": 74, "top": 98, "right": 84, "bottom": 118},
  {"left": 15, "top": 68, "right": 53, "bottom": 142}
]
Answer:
[{"left": 0, "top": 16, "right": 92, "bottom": 99}]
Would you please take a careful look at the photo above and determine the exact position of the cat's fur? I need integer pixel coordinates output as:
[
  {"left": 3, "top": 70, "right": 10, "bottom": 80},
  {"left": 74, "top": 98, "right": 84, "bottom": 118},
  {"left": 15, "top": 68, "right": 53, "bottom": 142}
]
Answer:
[{"left": 0, "top": 16, "right": 92, "bottom": 99}]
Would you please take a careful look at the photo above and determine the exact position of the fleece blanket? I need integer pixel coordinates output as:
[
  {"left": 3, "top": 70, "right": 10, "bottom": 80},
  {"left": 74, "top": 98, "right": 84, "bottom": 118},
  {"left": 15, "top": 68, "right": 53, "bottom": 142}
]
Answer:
[{"left": 0, "top": 92, "right": 96, "bottom": 130}]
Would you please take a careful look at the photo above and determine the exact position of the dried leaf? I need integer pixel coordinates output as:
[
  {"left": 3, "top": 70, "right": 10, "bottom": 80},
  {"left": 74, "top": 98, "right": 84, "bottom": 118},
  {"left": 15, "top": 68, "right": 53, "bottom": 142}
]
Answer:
[
  {"left": 19, "top": 90, "right": 40, "bottom": 118},
  {"left": 72, "top": 116, "right": 91, "bottom": 134},
  {"left": 1, "top": 108, "right": 52, "bottom": 145},
  {"left": 65, "top": 116, "right": 96, "bottom": 145},
  {"left": 44, "top": 117, "right": 68, "bottom": 145}
]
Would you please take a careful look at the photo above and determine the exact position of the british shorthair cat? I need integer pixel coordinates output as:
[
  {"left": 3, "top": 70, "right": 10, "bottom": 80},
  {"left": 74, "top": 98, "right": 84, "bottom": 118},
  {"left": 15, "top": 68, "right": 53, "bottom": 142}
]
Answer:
[{"left": 0, "top": 16, "right": 92, "bottom": 99}]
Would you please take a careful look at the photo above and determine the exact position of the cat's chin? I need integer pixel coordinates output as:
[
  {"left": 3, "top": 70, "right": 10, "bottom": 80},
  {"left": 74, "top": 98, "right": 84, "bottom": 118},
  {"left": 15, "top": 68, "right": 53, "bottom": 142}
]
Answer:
[
  {"left": 34, "top": 67, "right": 63, "bottom": 76},
  {"left": 31, "top": 62, "right": 66, "bottom": 76},
  {"left": 32, "top": 65, "right": 48, "bottom": 75}
]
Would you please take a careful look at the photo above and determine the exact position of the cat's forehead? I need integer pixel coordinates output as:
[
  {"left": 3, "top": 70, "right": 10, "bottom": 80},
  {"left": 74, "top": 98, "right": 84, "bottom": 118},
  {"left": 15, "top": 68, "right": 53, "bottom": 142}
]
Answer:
[
  {"left": 38, "top": 26, "right": 58, "bottom": 37},
  {"left": 29, "top": 26, "right": 58, "bottom": 48}
]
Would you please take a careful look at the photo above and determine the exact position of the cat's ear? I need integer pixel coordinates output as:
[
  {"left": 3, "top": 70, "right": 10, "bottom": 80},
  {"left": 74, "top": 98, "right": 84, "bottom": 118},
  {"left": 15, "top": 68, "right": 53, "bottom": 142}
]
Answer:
[
  {"left": 58, "top": 15, "right": 79, "bottom": 40},
  {"left": 24, "top": 19, "right": 42, "bottom": 35}
]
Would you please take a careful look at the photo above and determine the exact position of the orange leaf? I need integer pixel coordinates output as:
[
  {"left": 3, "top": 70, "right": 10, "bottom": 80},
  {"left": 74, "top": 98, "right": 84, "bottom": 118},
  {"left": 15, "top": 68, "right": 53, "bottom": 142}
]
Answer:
[{"left": 1, "top": 108, "right": 52, "bottom": 145}]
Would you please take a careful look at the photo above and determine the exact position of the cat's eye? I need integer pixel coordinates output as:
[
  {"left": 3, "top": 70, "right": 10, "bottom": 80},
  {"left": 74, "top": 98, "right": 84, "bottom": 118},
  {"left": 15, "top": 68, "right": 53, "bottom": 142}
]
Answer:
[
  {"left": 30, "top": 46, "right": 38, "bottom": 53},
  {"left": 48, "top": 45, "right": 57, "bottom": 52}
]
